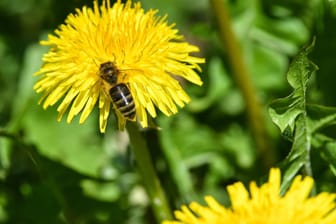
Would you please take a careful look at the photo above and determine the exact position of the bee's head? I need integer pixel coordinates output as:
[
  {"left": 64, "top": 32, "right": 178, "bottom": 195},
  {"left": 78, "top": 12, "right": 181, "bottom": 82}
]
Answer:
[{"left": 99, "top": 61, "right": 118, "bottom": 84}]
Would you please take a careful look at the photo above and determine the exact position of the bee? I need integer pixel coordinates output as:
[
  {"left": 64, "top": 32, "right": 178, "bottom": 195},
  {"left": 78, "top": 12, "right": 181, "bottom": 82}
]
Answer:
[{"left": 99, "top": 61, "right": 136, "bottom": 121}]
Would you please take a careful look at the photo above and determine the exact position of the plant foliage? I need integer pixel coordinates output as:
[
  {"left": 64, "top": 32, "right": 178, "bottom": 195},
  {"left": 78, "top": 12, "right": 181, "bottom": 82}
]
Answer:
[{"left": 0, "top": 0, "right": 336, "bottom": 223}]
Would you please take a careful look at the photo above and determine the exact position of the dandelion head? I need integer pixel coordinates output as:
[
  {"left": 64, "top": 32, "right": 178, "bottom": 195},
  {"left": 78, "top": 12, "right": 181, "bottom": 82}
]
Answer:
[
  {"left": 34, "top": 0, "right": 204, "bottom": 133},
  {"left": 162, "top": 168, "right": 336, "bottom": 224}
]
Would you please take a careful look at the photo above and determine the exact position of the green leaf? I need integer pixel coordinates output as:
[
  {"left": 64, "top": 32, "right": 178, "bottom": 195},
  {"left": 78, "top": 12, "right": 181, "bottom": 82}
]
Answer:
[
  {"left": 306, "top": 104, "right": 336, "bottom": 133},
  {"left": 280, "top": 115, "right": 310, "bottom": 194},
  {"left": 323, "top": 142, "right": 336, "bottom": 176},
  {"left": 269, "top": 38, "right": 336, "bottom": 192},
  {"left": 269, "top": 40, "right": 318, "bottom": 134},
  {"left": 268, "top": 40, "right": 319, "bottom": 192},
  {"left": 313, "top": 134, "right": 336, "bottom": 176}
]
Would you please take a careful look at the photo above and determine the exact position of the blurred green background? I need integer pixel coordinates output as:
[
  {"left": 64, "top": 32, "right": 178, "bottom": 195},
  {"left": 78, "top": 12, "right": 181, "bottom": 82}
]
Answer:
[{"left": 1, "top": 0, "right": 336, "bottom": 223}]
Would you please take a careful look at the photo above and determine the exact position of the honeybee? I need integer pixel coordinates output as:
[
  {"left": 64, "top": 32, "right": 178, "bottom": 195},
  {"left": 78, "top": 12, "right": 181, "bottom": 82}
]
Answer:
[{"left": 99, "top": 61, "right": 136, "bottom": 121}]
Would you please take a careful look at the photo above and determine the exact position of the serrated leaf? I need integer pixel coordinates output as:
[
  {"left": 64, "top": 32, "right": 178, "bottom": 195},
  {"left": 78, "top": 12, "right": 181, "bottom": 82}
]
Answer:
[
  {"left": 270, "top": 38, "right": 336, "bottom": 191},
  {"left": 280, "top": 115, "right": 310, "bottom": 194},
  {"left": 268, "top": 40, "right": 319, "bottom": 192},
  {"left": 269, "top": 40, "right": 318, "bottom": 134},
  {"left": 268, "top": 93, "right": 302, "bottom": 134}
]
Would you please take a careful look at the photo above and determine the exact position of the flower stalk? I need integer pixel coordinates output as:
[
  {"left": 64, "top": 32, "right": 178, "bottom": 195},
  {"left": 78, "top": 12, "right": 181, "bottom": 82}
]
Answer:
[
  {"left": 126, "top": 123, "right": 172, "bottom": 222},
  {"left": 209, "top": 0, "right": 275, "bottom": 167}
]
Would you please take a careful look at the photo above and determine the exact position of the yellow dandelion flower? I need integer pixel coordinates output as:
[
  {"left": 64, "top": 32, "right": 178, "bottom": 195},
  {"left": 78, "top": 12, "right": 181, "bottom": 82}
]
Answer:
[
  {"left": 163, "top": 168, "right": 336, "bottom": 224},
  {"left": 34, "top": 0, "right": 204, "bottom": 133}
]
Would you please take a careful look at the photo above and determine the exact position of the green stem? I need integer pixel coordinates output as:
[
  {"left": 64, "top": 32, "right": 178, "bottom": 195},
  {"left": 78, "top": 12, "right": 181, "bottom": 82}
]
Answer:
[
  {"left": 209, "top": 0, "right": 275, "bottom": 168},
  {"left": 126, "top": 122, "right": 172, "bottom": 223}
]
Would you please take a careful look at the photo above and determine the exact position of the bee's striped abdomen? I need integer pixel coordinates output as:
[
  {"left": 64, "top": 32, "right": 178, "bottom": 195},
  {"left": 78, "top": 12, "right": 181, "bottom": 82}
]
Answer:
[{"left": 109, "top": 83, "right": 136, "bottom": 120}]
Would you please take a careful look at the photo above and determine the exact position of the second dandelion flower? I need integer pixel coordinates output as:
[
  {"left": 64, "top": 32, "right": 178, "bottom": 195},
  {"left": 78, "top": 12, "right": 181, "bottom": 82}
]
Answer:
[{"left": 34, "top": 0, "right": 205, "bottom": 132}]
